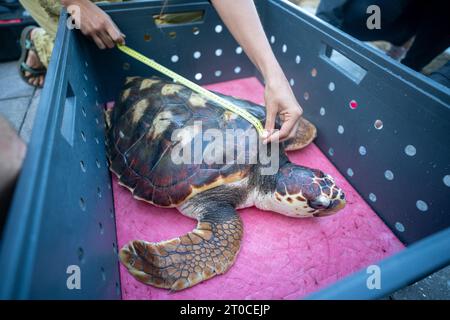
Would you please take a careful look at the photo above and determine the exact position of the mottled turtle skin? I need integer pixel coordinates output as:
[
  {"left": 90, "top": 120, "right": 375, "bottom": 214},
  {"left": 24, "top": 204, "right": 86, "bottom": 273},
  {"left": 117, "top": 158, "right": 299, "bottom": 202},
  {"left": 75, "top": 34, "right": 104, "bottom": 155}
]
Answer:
[{"left": 106, "top": 76, "right": 346, "bottom": 291}]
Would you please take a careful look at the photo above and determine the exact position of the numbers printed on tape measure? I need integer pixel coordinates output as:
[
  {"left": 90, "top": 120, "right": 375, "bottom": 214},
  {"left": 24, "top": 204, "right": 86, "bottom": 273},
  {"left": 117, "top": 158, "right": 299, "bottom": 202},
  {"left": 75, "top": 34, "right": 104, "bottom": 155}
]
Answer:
[{"left": 117, "top": 45, "right": 265, "bottom": 135}]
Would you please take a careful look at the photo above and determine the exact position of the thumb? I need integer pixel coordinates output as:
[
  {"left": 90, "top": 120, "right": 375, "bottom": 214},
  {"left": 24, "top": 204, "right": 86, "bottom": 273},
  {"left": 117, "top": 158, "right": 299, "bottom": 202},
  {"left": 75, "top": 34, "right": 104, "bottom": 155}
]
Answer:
[{"left": 266, "top": 116, "right": 297, "bottom": 144}]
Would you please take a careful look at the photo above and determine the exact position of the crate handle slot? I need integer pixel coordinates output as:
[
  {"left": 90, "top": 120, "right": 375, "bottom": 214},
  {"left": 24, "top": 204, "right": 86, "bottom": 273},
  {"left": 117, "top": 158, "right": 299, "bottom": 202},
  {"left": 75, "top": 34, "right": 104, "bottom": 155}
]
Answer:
[
  {"left": 320, "top": 43, "right": 367, "bottom": 84},
  {"left": 60, "top": 83, "right": 76, "bottom": 146},
  {"left": 153, "top": 10, "right": 205, "bottom": 27}
]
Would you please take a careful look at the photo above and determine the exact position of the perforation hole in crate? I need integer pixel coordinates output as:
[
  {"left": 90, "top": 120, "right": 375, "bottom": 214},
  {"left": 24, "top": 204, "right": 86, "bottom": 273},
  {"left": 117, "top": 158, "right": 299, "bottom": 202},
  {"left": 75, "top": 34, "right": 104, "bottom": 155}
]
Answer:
[
  {"left": 359, "top": 146, "right": 367, "bottom": 156},
  {"left": 416, "top": 200, "right": 428, "bottom": 212},
  {"left": 346, "top": 168, "right": 354, "bottom": 177},
  {"left": 80, "top": 160, "right": 86, "bottom": 172},
  {"left": 395, "top": 222, "right": 405, "bottom": 232},
  {"left": 193, "top": 51, "right": 201, "bottom": 59},
  {"left": 443, "top": 175, "right": 450, "bottom": 187},
  {"left": 328, "top": 82, "right": 335, "bottom": 91},
  {"left": 303, "top": 92, "right": 309, "bottom": 101},
  {"left": 79, "top": 197, "right": 86, "bottom": 211},
  {"left": 384, "top": 170, "right": 394, "bottom": 181},
  {"left": 101, "top": 267, "right": 106, "bottom": 281},
  {"left": 77, "top": 247, "right": 84, "bottom": 262},
  {"left": 374, "top": 119, "right": 383, "bottom": 130},
  {"left": 405, "top": 144, "right": 416, "bottom": 156}
]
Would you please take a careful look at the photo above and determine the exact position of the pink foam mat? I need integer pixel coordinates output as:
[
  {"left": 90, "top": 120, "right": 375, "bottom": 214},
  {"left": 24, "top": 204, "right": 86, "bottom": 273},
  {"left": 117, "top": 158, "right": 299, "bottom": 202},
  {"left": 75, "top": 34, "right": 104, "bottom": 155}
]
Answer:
[{"left": 113, "top": 77, "right": 404, "bottom": 300}]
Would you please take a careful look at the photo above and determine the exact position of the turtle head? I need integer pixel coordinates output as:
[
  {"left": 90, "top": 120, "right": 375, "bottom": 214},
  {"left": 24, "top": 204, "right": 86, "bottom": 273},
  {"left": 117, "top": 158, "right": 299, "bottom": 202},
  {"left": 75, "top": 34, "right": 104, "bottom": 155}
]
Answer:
[{"left": 257, "top": 163, "right": 346, "bottom": 217}]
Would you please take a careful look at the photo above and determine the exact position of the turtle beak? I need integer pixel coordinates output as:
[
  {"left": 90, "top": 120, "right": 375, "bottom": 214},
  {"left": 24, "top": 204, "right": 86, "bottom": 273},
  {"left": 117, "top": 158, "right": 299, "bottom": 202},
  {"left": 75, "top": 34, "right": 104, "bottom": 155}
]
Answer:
[
  {"left": 329, "top": 198, "right": 346, "bottom": 211},
  {"left": 313, "top": 194, "right": 346, "bottom": 217},
  {"left": 328, "top": 189, "right": 346, "bottom": 211}
]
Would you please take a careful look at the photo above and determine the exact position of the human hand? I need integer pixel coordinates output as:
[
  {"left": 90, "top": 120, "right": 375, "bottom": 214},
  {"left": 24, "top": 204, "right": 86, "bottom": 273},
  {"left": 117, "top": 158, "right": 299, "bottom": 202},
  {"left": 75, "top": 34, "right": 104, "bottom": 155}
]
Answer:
[
  {"left": 262, "top": 74, "right": 303, "bottom": 144},
  {"left": 63, "top": 0, "right": 125, "bottom": 49}
]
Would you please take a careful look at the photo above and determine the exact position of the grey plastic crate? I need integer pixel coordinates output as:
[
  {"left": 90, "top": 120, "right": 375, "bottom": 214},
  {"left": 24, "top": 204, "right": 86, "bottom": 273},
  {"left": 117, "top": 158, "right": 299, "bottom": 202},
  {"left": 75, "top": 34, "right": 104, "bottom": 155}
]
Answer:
[{"left": 0, "top": 0, "right": 449, "bottom": 299}]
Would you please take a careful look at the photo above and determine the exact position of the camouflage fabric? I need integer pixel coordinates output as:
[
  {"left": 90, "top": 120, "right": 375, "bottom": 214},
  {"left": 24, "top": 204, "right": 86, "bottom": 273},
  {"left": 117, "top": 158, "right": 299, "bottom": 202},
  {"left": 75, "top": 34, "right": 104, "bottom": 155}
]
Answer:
[
  {"left": 19, "top": 0, "right": 123, "bottom": 68},
  {"left": 31, "top": 28, "right": 55, "bottom": 68}
]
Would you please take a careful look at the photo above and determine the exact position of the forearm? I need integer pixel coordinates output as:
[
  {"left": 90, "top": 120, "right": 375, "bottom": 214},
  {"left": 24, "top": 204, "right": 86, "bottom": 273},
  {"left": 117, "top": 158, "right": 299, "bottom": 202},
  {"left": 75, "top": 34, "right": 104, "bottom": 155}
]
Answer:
[
  {"left": 61, "top": 0, "right": 88, "bottom": 6},
  {"left": 210, "top": 0, "right": 285, "bottom": 83}
]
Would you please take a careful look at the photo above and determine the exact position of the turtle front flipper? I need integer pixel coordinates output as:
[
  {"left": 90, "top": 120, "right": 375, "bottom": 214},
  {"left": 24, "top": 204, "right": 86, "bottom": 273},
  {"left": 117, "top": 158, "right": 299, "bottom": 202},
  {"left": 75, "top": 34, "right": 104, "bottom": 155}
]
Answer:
[
  {"left": 284, "top": 117, "right": 317, "bottom": 151},
  {"left": 119, "top": 206, "right": 243, "bottom": 291}
]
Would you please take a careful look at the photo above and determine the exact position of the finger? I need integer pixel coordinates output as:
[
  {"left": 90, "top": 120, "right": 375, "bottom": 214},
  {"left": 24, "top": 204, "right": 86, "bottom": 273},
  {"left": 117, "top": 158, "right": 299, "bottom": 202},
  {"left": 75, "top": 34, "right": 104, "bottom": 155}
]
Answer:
[
  {"left": 98, "top": 31, "right": 115, "bottom": 49},
  {"left": 106, "top": 21, "right": 126, "bottom": 45},
  {"left": 286, "top": 119, "right": 300, "bottom": 140},
  {"left": 92, "top": 34, "right": 106, "bottom": 50},
  {"left": 266, "top": 117, "right": 298, "bottom": 143}
]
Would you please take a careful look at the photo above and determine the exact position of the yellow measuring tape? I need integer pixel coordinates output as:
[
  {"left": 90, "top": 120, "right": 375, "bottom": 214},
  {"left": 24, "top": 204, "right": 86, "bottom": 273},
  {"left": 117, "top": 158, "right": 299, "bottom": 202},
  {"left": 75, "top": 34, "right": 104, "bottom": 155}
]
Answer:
[{"left": 117, "top": 44, "right": 265, "bottom": 135}]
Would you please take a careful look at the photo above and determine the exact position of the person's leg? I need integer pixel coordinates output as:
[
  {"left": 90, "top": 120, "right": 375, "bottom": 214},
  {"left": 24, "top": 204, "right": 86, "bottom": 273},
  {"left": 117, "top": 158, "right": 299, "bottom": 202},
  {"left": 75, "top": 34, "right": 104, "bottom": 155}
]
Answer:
[
  {"left": 401, "top": 0, "right": 450, "bottom": 71},
  {"left": 19, "top": 0, "right": 60, "bottom": 38},
  {"left": 18, "top": 0, "right": 124, "bottom": 87},
  {"left": 340, "top": 0, "right": 416, "bottom": 46},
  {"left": 18, "top": 0, "right": 59, "bottom": 87},
  {"left": 0, "top": 116, "right": 27, "bottom": 221}
]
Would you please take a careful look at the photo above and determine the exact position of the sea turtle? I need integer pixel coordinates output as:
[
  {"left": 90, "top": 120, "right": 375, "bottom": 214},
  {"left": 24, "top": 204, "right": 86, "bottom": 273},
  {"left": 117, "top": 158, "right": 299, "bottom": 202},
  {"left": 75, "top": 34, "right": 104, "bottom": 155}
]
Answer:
[{"left": 106, "top": 76, "right": 346, "bottom": 291}]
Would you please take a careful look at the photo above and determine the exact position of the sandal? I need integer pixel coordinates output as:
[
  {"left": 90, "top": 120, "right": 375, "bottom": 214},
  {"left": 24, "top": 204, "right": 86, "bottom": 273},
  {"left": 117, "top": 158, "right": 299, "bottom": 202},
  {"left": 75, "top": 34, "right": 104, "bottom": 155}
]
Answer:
[{"left": 18, "top": 26, "right": 46, "bottom": 89}]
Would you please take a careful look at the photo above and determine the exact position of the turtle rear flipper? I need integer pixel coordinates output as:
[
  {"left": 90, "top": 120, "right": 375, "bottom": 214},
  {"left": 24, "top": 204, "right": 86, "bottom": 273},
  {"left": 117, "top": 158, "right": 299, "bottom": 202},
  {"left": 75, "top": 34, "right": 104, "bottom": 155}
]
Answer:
[
  {"left": 119, "top": 205, "right": 243, "bottom": 291},
  {"left": 284, "top": 117, "right": 317, "bottom": 151}
]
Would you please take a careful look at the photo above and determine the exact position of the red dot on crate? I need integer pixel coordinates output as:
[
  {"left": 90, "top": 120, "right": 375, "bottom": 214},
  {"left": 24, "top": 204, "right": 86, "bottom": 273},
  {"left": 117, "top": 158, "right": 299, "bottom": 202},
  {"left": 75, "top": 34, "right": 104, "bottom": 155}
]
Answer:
[{"left": 349, "top": 100, "right": 358, "bottom": 109}]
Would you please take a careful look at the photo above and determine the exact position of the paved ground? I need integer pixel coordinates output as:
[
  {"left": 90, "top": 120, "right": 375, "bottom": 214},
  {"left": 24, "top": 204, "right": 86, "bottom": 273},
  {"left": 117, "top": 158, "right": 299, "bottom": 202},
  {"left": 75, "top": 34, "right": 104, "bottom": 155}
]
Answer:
[
  {"left": 0, "top": 58, "right": 448, "bottom": 299},
  {"left": 0, "top": 61, "right": 40, "bottom": 144},
  {"left": 388, "top": 266, "right": 450, "bottom": 300}
]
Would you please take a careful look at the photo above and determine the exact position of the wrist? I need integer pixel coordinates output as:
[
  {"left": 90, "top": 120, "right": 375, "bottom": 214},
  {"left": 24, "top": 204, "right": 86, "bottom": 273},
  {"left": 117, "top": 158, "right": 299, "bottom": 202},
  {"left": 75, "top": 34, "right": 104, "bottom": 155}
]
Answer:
[{"left": 258, "top": 58, "right": 286, "bottom": 86}]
